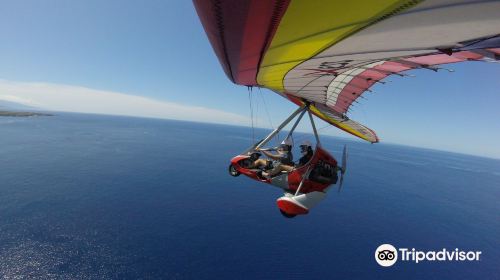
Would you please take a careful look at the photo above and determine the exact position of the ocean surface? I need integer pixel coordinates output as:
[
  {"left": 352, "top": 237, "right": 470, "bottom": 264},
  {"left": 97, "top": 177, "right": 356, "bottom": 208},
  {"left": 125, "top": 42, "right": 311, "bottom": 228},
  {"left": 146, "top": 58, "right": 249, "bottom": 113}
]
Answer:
[{"left": 0, "top": 113, "right": 499, "bottom": 279}]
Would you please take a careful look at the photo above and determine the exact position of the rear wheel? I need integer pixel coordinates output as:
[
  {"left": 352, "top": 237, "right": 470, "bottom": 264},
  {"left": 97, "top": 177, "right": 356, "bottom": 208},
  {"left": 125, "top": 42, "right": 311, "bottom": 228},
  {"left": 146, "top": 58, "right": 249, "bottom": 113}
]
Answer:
[
  {"left": 279, "top": 209, "right": 297, "bottom": 218},
  {"left": 228, "top": 164, "right": 240, "bottom": 177}
]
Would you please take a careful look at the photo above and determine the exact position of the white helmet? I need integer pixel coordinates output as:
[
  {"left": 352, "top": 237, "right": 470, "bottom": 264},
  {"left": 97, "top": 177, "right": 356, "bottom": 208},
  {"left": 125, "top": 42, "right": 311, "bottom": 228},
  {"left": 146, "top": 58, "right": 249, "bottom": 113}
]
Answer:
[{"left": 281, "top": 138, "right": 293, "bottom": 146}]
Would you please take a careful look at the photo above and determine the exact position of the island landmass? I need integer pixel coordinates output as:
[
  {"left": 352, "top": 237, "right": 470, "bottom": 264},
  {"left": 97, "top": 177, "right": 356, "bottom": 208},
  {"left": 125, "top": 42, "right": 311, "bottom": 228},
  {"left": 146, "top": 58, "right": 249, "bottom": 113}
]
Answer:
[{"left": 0, "top": 110, "right": 53, "bottom": 117}]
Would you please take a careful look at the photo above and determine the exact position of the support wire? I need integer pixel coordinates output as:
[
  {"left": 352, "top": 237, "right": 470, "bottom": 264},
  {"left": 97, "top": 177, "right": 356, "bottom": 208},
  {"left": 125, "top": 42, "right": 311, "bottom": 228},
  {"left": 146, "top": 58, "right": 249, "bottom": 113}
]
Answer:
[{"left": 247, "top": 86, "right": 255, "bottom": 144}]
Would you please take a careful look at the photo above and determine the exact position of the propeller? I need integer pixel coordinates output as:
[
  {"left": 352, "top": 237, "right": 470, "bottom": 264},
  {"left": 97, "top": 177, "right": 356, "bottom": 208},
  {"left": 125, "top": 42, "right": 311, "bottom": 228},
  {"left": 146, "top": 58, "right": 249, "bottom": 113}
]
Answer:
[{"left": 338, "top": 145, "right": 348, "bottom": 193}]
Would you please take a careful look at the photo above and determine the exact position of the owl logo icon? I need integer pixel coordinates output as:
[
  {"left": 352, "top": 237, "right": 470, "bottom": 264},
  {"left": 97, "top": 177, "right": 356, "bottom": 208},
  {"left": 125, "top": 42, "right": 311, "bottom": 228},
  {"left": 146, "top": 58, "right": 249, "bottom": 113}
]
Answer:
[{"left": 375, "top": 244, "right": 398, "bottom": 267}]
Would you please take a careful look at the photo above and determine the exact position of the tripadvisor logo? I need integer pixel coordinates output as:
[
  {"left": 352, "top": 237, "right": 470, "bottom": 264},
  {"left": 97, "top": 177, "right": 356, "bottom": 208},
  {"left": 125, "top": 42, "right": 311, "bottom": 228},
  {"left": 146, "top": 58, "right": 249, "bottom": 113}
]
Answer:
[
  {"left": 375, "top": 244, "right": 398, "bottom": 267},
  {"left": 375, "top": 244, "right": 482, "bottom": 267}
]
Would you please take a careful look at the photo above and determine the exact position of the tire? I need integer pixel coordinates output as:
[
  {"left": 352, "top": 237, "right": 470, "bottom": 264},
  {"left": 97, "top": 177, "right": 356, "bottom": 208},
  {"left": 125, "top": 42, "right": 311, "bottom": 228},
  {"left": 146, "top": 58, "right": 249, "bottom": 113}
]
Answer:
[
  {"left": 279, "top": 209, "right": 297, "bottom": 218},
  {"left": 228, "top": 164, "right": 240, "bottom": 177}
]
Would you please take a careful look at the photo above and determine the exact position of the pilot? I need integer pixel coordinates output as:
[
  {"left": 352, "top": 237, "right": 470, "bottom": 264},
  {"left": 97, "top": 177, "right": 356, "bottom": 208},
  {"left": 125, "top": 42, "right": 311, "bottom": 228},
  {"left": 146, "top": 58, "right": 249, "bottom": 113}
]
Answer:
[{"left": 254, "top": 139, "right": 293, "bottom": 177}]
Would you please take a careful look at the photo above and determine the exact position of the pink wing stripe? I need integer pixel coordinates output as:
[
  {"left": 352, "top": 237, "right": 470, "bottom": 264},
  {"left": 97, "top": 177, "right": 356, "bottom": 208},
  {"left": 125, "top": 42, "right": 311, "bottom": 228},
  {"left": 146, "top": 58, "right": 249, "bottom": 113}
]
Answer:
[{"left": 333, "top": 51, "right": 491, "bottom": 113}]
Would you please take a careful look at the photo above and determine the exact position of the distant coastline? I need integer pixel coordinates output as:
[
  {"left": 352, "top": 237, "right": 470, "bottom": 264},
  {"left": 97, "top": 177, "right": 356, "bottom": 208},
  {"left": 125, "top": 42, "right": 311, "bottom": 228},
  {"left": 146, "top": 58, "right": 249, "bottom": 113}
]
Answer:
[{"left": 0, "top": 110, "right": 53, "bottom": 117}]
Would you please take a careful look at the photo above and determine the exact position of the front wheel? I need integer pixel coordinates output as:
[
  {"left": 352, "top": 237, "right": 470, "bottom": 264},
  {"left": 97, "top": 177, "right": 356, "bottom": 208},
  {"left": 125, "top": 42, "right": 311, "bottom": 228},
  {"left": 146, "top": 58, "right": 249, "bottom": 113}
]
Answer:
[
  {"left": 228, "top": 164, "right": 240, "bottom": 177},
  {"left": 279, "top": 209, "right": 297, "bottom": 218}
]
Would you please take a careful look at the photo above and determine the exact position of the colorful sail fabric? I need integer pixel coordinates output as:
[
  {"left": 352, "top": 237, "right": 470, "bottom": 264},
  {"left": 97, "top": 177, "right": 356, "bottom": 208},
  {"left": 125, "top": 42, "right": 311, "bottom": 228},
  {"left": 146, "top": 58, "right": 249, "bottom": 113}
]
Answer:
[{"left": 193, "top": 0, "right": 500, "bottom": 143}]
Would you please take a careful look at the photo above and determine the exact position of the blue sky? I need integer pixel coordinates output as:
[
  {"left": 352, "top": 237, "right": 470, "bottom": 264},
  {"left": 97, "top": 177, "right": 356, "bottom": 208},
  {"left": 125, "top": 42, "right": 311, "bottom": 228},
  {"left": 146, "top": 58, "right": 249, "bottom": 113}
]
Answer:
[{"left": 0, "top": 0, "right": 499, "bottom": 158}]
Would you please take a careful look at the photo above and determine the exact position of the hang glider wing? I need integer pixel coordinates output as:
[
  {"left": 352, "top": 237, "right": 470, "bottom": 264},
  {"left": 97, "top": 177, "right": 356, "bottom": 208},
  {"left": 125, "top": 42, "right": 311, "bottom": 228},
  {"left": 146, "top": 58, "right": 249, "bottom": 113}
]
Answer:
[{"left": 193, "top": 0, "right": 500, "bottom": 143}]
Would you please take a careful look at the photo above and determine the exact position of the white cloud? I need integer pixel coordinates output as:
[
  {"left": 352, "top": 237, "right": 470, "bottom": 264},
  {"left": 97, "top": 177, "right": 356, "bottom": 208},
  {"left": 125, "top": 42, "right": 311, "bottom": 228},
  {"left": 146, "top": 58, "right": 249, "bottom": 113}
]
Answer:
[
  {"left": 0, "top": 79, "right": 250, "bottom": 125},
  {"left": 0, "top": 94, "right": 38, "bottom": 105}
]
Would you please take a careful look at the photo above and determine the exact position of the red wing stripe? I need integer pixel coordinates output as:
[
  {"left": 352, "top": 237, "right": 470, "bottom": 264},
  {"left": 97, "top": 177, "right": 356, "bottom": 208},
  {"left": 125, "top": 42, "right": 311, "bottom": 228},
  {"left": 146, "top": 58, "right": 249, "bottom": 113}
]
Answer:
[
  {"left": 194, "top": 0, "right": 290, "bottom": 85},
  {"left": 237, "top": 0, "right": 290, "bottom": 85},
  {"left": 194, "top": 0, "right": 252, "bottom": 82}
]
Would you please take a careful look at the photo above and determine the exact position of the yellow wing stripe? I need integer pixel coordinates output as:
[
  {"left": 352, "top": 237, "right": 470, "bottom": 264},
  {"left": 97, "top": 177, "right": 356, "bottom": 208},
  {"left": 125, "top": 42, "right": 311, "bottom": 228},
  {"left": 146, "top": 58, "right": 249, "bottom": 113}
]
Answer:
[
  {"left": 309, "top": 105, "right": 377, "bottom": 142},
  {"left": 257, "top": 0, "right": 419, "bottom": 92}
]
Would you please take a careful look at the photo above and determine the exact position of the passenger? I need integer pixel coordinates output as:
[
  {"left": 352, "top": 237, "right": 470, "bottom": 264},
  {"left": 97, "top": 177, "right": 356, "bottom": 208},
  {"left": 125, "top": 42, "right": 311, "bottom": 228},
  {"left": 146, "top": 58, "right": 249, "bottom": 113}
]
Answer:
[{"left": 253, "top": 139, "right": 293, "bottom": 177}]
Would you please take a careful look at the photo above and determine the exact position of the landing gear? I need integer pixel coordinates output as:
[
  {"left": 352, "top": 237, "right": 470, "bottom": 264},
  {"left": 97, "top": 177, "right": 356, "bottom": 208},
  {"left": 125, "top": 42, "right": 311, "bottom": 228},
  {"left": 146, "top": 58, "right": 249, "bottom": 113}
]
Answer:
[
  {"left": 228, "top": 164, "right": 240, "bottom": 177},
  {"left": 279, "top": 209, "right": 297, "bottom": 218}
]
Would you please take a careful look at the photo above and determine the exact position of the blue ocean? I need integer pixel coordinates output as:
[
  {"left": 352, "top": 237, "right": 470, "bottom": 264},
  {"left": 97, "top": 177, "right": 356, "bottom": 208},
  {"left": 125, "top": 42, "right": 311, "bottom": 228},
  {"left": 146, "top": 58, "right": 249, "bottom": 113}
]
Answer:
[{"left": 0, "top": 113, "right": 498, "bottom": 279}]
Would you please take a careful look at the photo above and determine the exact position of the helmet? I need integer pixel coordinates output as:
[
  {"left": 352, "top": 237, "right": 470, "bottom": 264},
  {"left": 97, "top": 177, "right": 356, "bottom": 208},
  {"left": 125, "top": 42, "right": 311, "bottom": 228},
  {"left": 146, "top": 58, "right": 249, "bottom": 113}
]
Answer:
[
  {"left": 279, "top": 138, "right": 293, "bottom": 151},
  {"left": 299, "top": 140, "right": 312, "bottom": 153},
  {"left": 300, "top": 140, "right": 312, "bottom": 148},
  {"left": 281, "top": 138, "right": 293, "bottom": 146}
]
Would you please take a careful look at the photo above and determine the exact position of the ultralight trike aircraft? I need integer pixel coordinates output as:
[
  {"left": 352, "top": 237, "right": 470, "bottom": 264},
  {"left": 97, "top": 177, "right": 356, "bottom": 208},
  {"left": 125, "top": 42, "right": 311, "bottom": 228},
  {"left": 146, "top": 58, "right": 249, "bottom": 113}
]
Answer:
[{"left": 228, "top": 104, "right": 347, "bottom": 218}]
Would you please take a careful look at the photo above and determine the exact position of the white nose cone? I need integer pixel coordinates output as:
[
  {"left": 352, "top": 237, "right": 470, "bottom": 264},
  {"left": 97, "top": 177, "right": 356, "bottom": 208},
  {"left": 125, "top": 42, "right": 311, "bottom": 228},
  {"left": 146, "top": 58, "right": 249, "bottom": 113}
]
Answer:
[{"left": 276, "top": 191, "right": 326, "bottom": 216}]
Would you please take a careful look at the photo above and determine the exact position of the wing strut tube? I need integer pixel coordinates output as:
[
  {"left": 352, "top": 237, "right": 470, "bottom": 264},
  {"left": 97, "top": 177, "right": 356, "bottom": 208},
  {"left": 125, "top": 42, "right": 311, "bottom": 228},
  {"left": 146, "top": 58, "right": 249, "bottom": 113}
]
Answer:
[
  {"left": 245, "top": 103, "right": 323, "bottom": 154},
  {"left": 244, "top": 105, "right": 306, "bottom": 154},
  {"left": 284, "top": 108, "right": 307, "bottom": 141},
  {"left": 308, "top": 109, "right": 320, "bottom": 146}
]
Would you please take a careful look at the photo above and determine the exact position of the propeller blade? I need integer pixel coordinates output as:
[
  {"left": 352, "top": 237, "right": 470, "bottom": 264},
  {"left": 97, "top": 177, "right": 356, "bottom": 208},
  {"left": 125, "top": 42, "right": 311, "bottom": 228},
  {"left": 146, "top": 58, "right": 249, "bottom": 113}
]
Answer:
[
  {"left": 341, "top": 145, "right": 347, "bottom": 174},
  {"left": 338, "top": 145, "right": 347, "bottom": 193},
  {"left": 338, "top": 173, "right": 344, "bottom": 193}
]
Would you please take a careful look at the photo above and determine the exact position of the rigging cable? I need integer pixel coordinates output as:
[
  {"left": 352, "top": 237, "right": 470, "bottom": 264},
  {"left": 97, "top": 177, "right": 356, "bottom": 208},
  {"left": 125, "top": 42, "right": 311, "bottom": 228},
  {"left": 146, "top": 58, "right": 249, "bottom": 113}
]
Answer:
[
  {"left": 259, "top": 87, "right": 274, "bottom": 130},
  {"left": 247, "top": 86, "right": 255, "bottom": 144},
  {"left": 258, "top": 87, "right": 280, "bottom": 145},
  {"left": 292, "top": 121, "right": 333, "bottom": 144}
]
